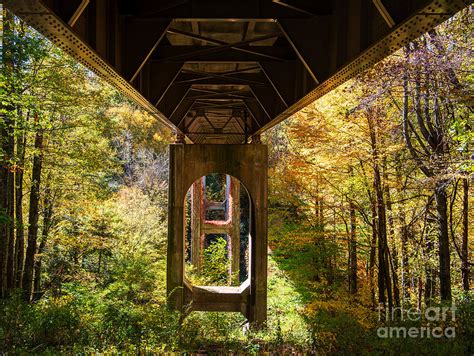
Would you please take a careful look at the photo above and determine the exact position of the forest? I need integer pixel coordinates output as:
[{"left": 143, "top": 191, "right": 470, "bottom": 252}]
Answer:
[{"left": 0, "top": 5, "right": 473, "bottom": 355}]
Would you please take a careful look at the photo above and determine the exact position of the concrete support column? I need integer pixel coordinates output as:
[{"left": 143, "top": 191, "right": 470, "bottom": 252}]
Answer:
[
  {"left": 229, "top": 176, "right": 240, "bottom": 283},
  {"left": 191, "top": 178, "right": 203, "bottom": 270},
  {"left": 167, "top": 144, "right": 267, "bottom": 324},
  {"left": 190, "top": 175, "right": 240, "bottom": 282}
]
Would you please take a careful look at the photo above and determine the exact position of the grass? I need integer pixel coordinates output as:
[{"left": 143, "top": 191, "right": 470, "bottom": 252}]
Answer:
[{"left": 1, "top": 219, "right": 473, "bottom": 354}]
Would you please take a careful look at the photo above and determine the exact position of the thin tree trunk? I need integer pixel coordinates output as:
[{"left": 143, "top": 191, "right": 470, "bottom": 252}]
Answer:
[
  {"left": 461, "top": 177, "right": 469, "bottom": 291},
  {"left": 374, "top": 168, "right": 392, "bottom": 310},
  {"left": 349, "top": 199, "right": 357, "bottom": 294},
  {"left": 22, "top": 118, "right": 44, "bottom": 301},
  {"left": 417, "top": 278, "right": 423, "bottom": 310},
  {"left": 0, "top": 136, "right": 10, "bottom": 298},
  {"left": 0, "top": 9, "right": 16, "bottom": 297},
  {"left": 435, "top": 180, "right": 452, "bottom": 301},
  {"left": 383, "top": 158, "right": 400, "bottom": 308},
  {"left": 420, "top": 196, "right": 435, "bottom": 306},
  {"left": 33, "top": 188, "right": 53, "bottom": 300},
  {"left": 326, "top": 208, "right": 337, "bottom": 286},
  {"left": 424, "top": 236, "right": 434, "bottom": 305},
  {"left": 14, "top": 124, "right": 27, "bottom": 289},
  {"left": 399, "top": 208, "right": 410, "bottom": 305},
  {"left": 369, "top": 197, "right": 377, "bottom": 309},
  {"left": 6, "top": 164, "right": 15, "bottom": 292}
]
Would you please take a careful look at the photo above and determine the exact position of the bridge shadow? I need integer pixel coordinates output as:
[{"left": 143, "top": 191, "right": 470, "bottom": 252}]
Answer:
[
  {"left": 267, "top": 214, "right": 344, "bottom": 304},
  {"left": 266, "top": 211, "right": 379, "bottom": 353},
  {"left": 179, "top": 210, "right": 370, "bottom": 353}
]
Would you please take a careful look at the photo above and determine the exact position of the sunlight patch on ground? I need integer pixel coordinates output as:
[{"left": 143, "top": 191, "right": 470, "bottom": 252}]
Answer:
[
  {"left": 179, "top": 253, "right": 312, "bottom": 352},
  {"left": 267, "top": 252, "right": 312, "bottom": 345}
]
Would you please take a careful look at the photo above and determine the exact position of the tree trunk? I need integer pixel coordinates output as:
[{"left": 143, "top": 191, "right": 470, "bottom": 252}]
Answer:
[
  {"left": 374, "top": 168, "right": 393, "bottom": 310},
  {"left": 0, "top": 9, "right": 16, "bottom": 297},
  {"left": 435, "top": 180, "right": 452, "bottom": 301},
  {"left": 399, "top": 208, "right": 410, "bottom": 305},
  {"left": 424, "top": 236, "right": 434, "bottom": 305},
  {"left": 348, "top": 199, "right": 357, "bottom": 294},
  {"left": 22, "top": 121, "right": 44, "bottom": 301},
  {"left": 33, "top": 188, "right": 53, "bottom": 300},
  {"left": 403, "top": 43, "right": 452, "bottom": 302},
  {"left": 367, "top": 109, "right": 393, "bottom": 311},
  {"left": 420, "top": 196, "right": 435, "bottom": 306},
  {"left": 461, "top": 177, "right": 469, "bottom": 291},
  {"left": 394, "top": 155, "right": 411, "bottom": 306},
  {"left": 369, "top": 196, "right": 377, "bottom": 308},
  {"left": 5, "top": 164, "right": 15, "bottom": 292},
  {"left": 0, "top": 136, "right": 11, "bottom": 298},
  {"left": 382, "top": 161, "right": 400, "bottom": 309},
  {"left": 417, "top": 278, "right": 423, "bottom": 310},
  {"left": 14, "top": 126, "right": 27, "bottom": 289}
]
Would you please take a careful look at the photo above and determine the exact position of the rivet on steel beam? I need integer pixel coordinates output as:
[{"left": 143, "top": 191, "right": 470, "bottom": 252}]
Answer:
[
  {"left": 175, "top": 132, "right": 186, "bottom": 144},
  {"left": 251, "top": 134, "right": 261, "bottom": 144}
]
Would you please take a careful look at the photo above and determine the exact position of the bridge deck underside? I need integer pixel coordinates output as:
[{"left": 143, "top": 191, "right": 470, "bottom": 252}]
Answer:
[{"left": 5, "top": 0, "right": 468, "bottom": 143}]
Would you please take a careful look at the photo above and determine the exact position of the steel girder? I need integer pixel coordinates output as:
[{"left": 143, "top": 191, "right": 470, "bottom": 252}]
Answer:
[{"left": 4, "top": 0, "right": 469, "bottom": 143}]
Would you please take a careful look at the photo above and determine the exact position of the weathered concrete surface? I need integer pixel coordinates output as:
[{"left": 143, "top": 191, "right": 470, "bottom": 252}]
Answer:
[
  {"left": 190, "top": 175, "right": 241, "bottom": 282},
  {"left": 190, "top": 179, "right": 203, "bottom": 270},
  {"left": 167, "top": 143, "right": 268, "bottom": 323}
]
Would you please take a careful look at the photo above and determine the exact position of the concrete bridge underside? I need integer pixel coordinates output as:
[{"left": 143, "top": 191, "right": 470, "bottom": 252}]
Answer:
[{"left": 5, "top": 0, "right": 469, "bottom": 324}]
